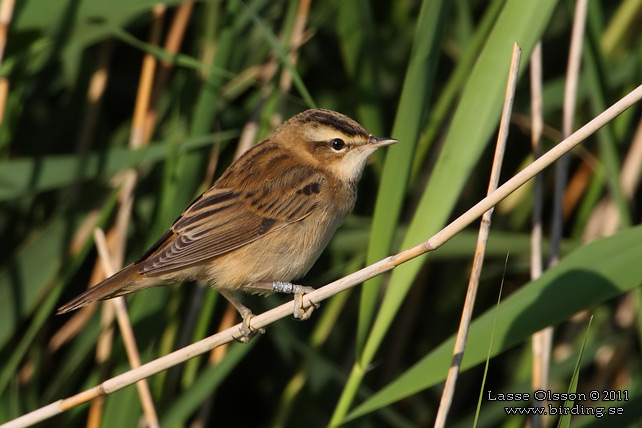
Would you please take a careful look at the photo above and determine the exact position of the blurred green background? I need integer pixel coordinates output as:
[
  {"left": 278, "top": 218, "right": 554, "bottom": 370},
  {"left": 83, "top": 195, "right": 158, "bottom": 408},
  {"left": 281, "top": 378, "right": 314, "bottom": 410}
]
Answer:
[{"left": 1, "top": 0, "right": 642, "bottom": 426}]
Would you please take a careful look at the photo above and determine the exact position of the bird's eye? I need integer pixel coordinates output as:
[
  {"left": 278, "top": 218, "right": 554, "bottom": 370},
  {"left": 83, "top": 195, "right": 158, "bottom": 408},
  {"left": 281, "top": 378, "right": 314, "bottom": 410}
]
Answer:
[{"left": 330, "top": 138, "right": 345, "bottom": 151}]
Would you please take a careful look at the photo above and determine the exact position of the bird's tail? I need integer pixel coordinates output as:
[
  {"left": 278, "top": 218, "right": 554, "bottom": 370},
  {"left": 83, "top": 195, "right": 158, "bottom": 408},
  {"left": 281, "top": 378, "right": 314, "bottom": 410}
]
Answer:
[{"left": 57, "top": 264, "right": 140, "bottom": 314}]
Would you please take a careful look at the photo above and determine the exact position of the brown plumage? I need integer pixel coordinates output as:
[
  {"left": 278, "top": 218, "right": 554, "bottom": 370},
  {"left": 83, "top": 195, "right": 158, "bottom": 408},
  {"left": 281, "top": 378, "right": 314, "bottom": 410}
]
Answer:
[{"left": 57, "top": 109, "right": 396, "bottom": 336}]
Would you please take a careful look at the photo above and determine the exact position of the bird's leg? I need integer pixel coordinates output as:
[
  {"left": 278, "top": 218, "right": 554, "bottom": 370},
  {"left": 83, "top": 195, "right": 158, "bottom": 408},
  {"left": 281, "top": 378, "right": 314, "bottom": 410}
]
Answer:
[
  {"left": 218, "top": 289, "right": 264, "bottom": 342},
  {"left": 251, "top": 281, "right": 318, "bottom": 320}
]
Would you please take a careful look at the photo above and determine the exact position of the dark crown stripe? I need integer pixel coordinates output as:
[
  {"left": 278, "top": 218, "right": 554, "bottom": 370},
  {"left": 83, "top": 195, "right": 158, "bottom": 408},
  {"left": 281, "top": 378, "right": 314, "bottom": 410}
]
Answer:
[{"left": 299, "top": 111, "right": 366, "bottom": 137}]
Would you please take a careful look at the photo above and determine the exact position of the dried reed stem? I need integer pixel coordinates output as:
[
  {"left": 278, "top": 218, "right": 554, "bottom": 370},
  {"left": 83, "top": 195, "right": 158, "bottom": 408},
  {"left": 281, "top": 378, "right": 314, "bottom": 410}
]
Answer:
[
  {"left": 0, "top": 0, "right": 13, "bottom": 63},
  {"left": 529, "top": 41, "right": 550, "bottom": 428},
  {"left": 434, "top": 43, "right": 521, "bottom": 428},
  {"left": 93, "top": 229, "right": 159, "bottom": 427},
  {"left": 534, "top": 3, "right": 588, "bottom": 423},
  {"left": 529, "top": 42, "right": 544, "bottom": 282},
  {"left": 76, "top": 44, "right": 112, "bottom": 153},
  {"left": 145, "top": 2, "right": 194, "bottom": 141},
  {"left": 5, "top": 82, "right": 642, "bottom": 428},
  {"left": 131, "top": 4, "right": 165, "bottom": 149}
]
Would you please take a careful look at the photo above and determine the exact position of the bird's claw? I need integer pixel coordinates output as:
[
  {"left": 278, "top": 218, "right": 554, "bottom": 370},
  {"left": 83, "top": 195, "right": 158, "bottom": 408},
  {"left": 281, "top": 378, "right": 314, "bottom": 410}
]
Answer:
[
  {"left": 293, "top": 287, "right": 318, "bottom": 321},
  {"left": 234, "top": 312, "right": 265, "bottom": 343}
]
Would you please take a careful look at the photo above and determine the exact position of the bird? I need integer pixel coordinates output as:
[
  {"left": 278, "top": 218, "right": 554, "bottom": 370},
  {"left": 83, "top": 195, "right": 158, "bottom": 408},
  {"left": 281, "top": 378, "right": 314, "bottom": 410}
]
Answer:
[{"left": 57, "top": 109, "right": 397, "bottom": 340}]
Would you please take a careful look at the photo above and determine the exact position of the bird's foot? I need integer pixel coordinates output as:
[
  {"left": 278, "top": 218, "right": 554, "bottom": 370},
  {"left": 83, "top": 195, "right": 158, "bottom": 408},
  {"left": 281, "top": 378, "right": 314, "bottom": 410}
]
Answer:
[
  {"left": 271, "top": 282, "right": 319, "bottom": 320},
  {"left": 234, "top": 309, "right": 265, "bottom": 343},
  {"left": 293, "top": 289, "right": 319, "bottom": 320},
  {"left": 248, "top": 281, "right": 319, "bottom": 321}
]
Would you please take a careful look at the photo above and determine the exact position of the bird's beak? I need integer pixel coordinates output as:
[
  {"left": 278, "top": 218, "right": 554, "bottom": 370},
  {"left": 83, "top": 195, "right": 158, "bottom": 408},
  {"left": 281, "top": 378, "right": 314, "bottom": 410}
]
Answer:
[{"left": 368, "top": 135, "right": 398, "bottom": 148}]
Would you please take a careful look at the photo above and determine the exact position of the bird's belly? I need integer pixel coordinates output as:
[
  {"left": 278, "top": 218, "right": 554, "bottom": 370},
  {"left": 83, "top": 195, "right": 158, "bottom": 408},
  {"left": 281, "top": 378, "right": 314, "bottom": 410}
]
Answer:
[{"left": 201, "top": 210, "right": 346, "bottom": 291}]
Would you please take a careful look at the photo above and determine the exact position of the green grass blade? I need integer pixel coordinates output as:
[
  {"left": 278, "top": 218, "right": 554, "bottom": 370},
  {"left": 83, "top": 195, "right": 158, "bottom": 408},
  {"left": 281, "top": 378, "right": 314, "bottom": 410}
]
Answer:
[
  {"left": 474, "top": 259, "right": 507, "bottom": 428},
  {"left": 190, "top": 0, "right": 238, "bottom": 137},
  {"left": 557, "top": 316, "right": 593, "bottom": 428},
  {"left": 336, "top": 0, "right": 384, "bottom": 136},
  {"left": 356, "top": 0, "right": 449, "bottom": 358},
  {"left": 411, "top": 0, "right": 507, "bottom": 181},
  {"left": 0, "top": 131, "right": 238, "bottom": 201},
  {"left": 13, "top": 0, "right": 185, "bottom": 32}
]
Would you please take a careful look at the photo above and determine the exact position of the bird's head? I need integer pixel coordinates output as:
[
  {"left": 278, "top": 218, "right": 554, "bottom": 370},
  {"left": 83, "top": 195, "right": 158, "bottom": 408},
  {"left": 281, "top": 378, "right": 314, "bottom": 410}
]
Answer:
[{"left": 274, "top": 109, "right": 397, "bottom": 183}]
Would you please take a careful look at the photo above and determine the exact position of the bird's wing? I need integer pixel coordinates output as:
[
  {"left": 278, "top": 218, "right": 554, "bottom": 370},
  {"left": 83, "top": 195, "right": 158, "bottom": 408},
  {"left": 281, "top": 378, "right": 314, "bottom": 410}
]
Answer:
[{"left": 137, "top": 165, "right": 327, "bottom": 275}]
